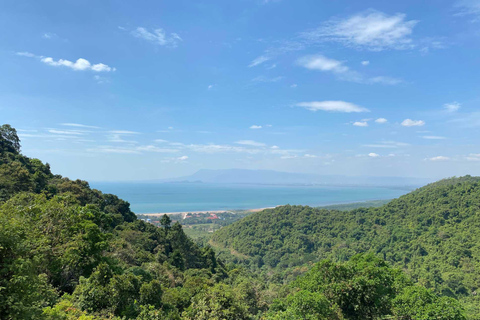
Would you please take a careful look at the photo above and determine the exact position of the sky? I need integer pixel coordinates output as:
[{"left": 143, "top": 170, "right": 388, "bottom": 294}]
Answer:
[{"left": 1, "top": 0, "right": 480, "bottom": 181}]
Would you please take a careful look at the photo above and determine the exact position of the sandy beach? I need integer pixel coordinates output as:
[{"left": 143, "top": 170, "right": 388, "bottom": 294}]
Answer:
[{"left": 141, "top": 206, "right": 276, "bottom": 218}]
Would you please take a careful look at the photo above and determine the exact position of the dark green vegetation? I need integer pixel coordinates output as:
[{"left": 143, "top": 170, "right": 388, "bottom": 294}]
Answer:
[
  {"left": 138, "top": 210, "right": 253, "bottom": 239},
  {"left": 212, "top": 175, "right": 480, "bottom": 318},
  {"left": 0, "top": 124, "right": 471, "bottom": 319},
  {"left": 318, "top": 199, "right": 391, "bottom": 211}
]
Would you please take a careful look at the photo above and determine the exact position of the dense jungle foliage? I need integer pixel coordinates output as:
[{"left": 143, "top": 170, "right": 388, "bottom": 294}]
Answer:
[
  {"left": 211, "top": 175, "right": 480, "bottom": 317},
  {"left": 0, "top": 124, "right": 472, "bottom": 319}
]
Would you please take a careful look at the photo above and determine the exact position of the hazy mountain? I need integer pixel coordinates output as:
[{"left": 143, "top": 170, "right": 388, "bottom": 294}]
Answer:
[{"left": 168, "top": 169, "right": 432, "bottom": 187}]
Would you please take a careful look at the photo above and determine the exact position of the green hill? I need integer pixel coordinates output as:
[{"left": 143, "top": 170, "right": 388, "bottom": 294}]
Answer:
[
  {"left": 211, "top": 176, "right": 480, "bottom": 316},
  {"left": 0, "top": 124, "right": 257, "bottom": 319}
]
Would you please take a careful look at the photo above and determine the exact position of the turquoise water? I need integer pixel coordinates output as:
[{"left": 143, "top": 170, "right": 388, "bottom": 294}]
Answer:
[{"left": 90, "top": 182, "right": 412, "bottom": 214}]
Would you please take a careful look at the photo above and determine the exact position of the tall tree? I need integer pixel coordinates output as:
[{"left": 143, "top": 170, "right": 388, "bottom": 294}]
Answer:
[{"left": 0, "top": 124, "right": 21, "bottom": 153}]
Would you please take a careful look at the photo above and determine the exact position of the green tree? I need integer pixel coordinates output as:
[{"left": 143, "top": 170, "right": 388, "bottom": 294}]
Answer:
[
  {"left": 0, "top": 124, "right": 21, "bottom": 153},
  {"left": 393, "top": 286, "right": 466, "bottom": 320},
  {"left": 160, "top": 214, "right": 172, "bottom": 228}
]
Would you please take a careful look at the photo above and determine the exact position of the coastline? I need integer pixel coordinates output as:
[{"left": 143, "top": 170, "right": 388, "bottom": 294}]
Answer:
[
  {"left": 137, "top": 198, "right": 393, "bottom": 217},
  {"left": 141, "top": 206, "right": 277, "bottom": 217}
]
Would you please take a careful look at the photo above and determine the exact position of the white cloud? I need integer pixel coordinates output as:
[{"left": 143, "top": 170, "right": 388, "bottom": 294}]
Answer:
[
  {"left": 454, "top": 0, "right": 480, "bottom": 19},
  {"left": 177, "top": 155, "right": 189, "bottom": 161},
  {"left": 296, "top": 54, "right": 402, "bottom": 85},
  {"left": 375, "top": 118, "right": 388, "bottom": 124},
  {"left": 61, "top": 123, "right": 100, "bottom": 129},
  {"left": 368, "top": 153, "right": 380, "bottom": 157},
  {"left": 89, "top": 146, "right": 141, "bottom": 154},
  {"left": 235, "top": 140, "right": 267, "bottom": 147},
  {"left": 48, "top": 129, "right": 84, "bottom": 135},
  {"left": 208, "top": 84, "right": 214, "bottom": 90},
  {"left": 40, "top": 57, "right": 115, "bottom": 72},
  {"left": 17, "top": 52, "right": 114, "bottom": 73},
  {"left": 16, "top": 51, "right": 36, "bottom": 57},
  {"left": 401, "top": 119, "right": 425, "bottom": 127},
  {"left": 368, "top": 76, "right": 403, "bottom": 85},
  {"left": 271, "top": 145, "right": 280, "bottom": 149},
  {"left": 444, "top": 102, "right": 461, "bottom": 112},
  {"left": 187, "top": 144, "right": 260, "bottom": 154},
  {"left": 290, "top": 84, "right": 298, "bottom": 88},
  {"left": 363, "top": 141, "right": 410, "bottom": 148},
  {"left": 42, "top": 32, "right": 57, "bottom": 39},
  {"left": 304, "top": 154, "right": 318, "bottom": 158},
  {"left": 131, "top": 27, "right": 182, "bottom": 47},
  {"left": 93, "top": 75, "right": 107, "bottom": 84},
  {"left": 250, "top": 125, "right": 263, "bottom": 129},
  {"left": 296, "top": 55, "right": 349, "bottom": 73},
  {"left": 361, "top": 60, "right": 370, "bottom": 66},
  {"left": 109, "top": 130, "right": 139, "bottom": 134},
  {"left": 422, "top": 135, "right": 446, "bottom": 140},
  {"left": 252, "top": 76, "right": 284, "bottom": 83},
  {"left": 353, "top": 121, "right": 368, "bottom": 127},
  {"left": 267, "top": 64, "right": 277, "bottom": 69},
  {"left": 137, "top": 145, "right": 179, "bottom": 153},
  {"left": 426, "top": 156, "right": 450, "bottom": 161},
  {"left": 296, "top": 101, "right": 369, "bottom": 113},
  {"left": 249, "top": 55, "right": 270, "bottom": 67},
  {"left": 302, "top": 10, "right": 418, "bottom": 51},
  {"left": 466, "top": 153, "right": 480, "bottom": 161}
]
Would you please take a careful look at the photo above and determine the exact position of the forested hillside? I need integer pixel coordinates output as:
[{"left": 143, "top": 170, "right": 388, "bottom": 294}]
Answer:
[
  {"left": 212, "top": 175, "right": 480, "bottom": 317},
  {"left": 0, "top": 124, "right": 269, "bottom": 319},
  {"left": 0, "top": 124, "right": 470, "bottom": 319}
]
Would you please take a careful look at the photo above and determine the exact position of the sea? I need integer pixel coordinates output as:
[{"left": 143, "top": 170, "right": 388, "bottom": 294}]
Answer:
[{"left": 89, "top": 182, "right": 414, "bottom": 214}]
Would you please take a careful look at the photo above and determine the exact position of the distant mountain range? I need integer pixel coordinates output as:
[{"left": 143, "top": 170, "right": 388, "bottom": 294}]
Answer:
[{"left": 165, "top": 169, "right": 433, "bottom": 187}]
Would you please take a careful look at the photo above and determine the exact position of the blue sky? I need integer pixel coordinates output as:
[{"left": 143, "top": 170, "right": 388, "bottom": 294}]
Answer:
[{"left": 1, "top": 0, "right": 480, "bottom": 181}]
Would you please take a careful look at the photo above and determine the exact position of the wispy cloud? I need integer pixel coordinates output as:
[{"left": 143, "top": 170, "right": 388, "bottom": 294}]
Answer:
[
  {"left": 131, "top": 27, "right": 182, "bottom": 47},
  {"left": 301, "top": 10, "right": 418, "bottom": 51},
  {"left": 401, "top": 119, "right": 425, "bottom": 127},
  {"left": 426, "top": 156, "right": 450, "bottom": 161},
  {"left": 106, "top": 130, "right": 140, "bottom": 144},
  {"left": 249, "top": 55, "right": 270, "bottom": 67},
  {"left": 89, "top": 146, "right": 141, "bottom": 154},
  {"left": 296, "top": 54, "right": 402, "bottom": 85},
  {"left": 454, "top": 0, "right": 480, "bottom": 20},
  {"left": 363, "top": 141, "right": 410, "bottom": 148},
  {"left": 250, "top": 125, "right": 263, "bottom": 129},
  {"left": 48, "top": 129, "right": 85, "bottom": 135},
  {"left": 444, "top": 102, "right": 461, "bottom": 112},
  {"left": 61, "top": 123, "right": 100, "bottom": 129},
  {"left": 369, "top": 153, "right": 380, "bottom": 157},
  {"left": 375, "top": 118, "right": 388, "bottom": 124},
  {"left": 109, "top": 130, "right": 139, "bottom": 134},
  {"left": 235, "top": 140, "right": 267, "bottom": 147},
  {"left": 136, "top": 145, "right": 180, "bottom": 153},
  {"left": 361, "top": 60, "right": 370, "bottom": 66},
  {"left": 466, "top": 153, "right": 480, "bottom": 161},
  {"left": 296, "top": 55, "right": 349, "bottom": 73},
  {"left": 42, "top": 32, "right": 58, "bottom": 40},
  {"left": 422, "top": 135, "right": 446, "bottom": 140},
  {"left": 16, "top": 51, "right": 36, "bottom": 58},
  {"left": 296, "top": 101, "right": 369, "bottom": 113},
  {"left": 252, "top": 75, "right": 284, "bottom": 83},
  {"left": 368, "top": 76, "right": 403, "bottom": 85}
]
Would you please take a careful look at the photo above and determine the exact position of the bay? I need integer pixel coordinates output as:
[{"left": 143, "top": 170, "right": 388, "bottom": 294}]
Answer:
[{"left": 90, "top": 182, "right": 413, "bottom": 214}]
